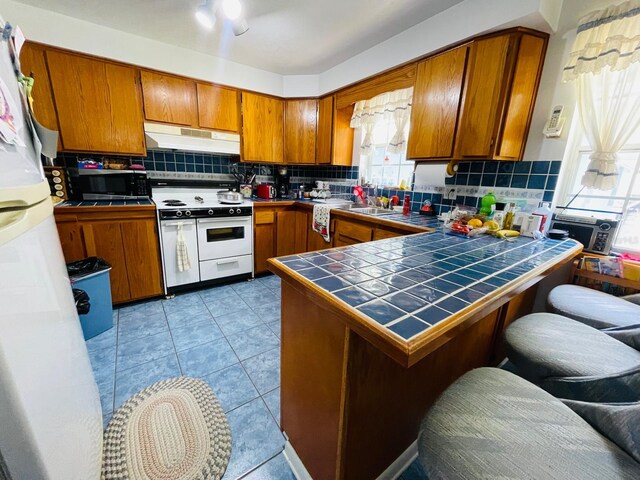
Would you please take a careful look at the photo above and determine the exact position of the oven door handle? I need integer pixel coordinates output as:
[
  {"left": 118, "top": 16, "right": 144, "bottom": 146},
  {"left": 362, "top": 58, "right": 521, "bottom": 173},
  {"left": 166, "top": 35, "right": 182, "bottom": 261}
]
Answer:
[
  {"left": 216, "top": 258, "right": 240, "bottom": 265},
  {"left": 162, "top": 221, "right": 195, "bottom": 227},
  {"left": 197, "top": 217, "right": 252, "bottom": 225}
]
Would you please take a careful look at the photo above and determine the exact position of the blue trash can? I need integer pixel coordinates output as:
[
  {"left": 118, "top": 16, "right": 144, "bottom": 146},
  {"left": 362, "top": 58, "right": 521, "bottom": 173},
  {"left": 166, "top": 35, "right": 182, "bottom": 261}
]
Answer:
[{"left": 67, "top": 257, "right": 113, "bottom": 340}]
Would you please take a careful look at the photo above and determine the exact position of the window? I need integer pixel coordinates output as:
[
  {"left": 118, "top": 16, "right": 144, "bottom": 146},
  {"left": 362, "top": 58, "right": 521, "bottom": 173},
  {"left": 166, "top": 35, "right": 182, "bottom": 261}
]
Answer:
[{"left": 358, "top": 117, "right": 414, "bottom": 188}]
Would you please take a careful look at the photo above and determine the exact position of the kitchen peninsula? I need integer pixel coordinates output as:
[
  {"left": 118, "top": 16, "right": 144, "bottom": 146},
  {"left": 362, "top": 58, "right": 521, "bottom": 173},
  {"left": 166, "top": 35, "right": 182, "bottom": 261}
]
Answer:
[{"left": 268, "top": 225, "right": 582, "bottom": 479}]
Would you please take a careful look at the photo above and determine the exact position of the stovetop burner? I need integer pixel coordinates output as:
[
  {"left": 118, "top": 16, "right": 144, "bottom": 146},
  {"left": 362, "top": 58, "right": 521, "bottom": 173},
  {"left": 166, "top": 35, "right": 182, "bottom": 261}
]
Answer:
[{"left": 163, "top": 200, "right": 187, "bottom": 206}]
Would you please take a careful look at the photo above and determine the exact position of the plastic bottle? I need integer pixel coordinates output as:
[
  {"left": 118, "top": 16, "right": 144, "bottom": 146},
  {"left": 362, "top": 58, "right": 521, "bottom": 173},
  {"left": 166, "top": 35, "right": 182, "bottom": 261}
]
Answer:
[
  {"left": 403, "top": 195, "right": 411, "bottom": 216},
  {"left": 532, "top": 202, "right": 552, "bottom": 234},
  {"left": 503, "top": 203, "right": 516, "bottom": 230},
  {"left": 479, "top": 192, "right": 497, "bottom": 216}
]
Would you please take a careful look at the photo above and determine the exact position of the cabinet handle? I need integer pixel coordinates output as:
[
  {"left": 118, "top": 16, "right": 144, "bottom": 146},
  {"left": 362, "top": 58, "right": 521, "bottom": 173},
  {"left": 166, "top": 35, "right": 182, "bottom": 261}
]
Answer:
[{"left": 217, "top": 259, "right": 239, "bottom": 265}]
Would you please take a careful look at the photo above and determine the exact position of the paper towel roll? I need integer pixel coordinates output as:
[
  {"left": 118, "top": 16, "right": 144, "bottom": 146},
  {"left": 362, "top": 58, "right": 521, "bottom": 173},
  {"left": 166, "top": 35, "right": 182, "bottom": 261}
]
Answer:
[{"left": 413, "top": 162, "right": 453, "bottom": 189}]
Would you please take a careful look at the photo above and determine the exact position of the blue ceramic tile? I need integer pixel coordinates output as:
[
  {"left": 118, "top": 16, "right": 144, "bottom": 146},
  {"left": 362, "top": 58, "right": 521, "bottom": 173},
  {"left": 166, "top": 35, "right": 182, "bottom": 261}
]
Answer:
[
  {"left": 202, "top": 363, "right": 259, "bottom": 413},
  {"left": 223, "top": 398, "right": 285, "bottom": 479},
  {"left": 99, "top": 386, "right": 114, "bottom": 417},
  {"left": 114, "top": 354, "right": 180, "bottom": 409},
  {"left": 527, "top": 175, "right": 546, "bottom": 189},
  {"left": 379, "top": 274, "right": 416, "bottom": 290},
  {"left": 543, "top": 190, "right": 554, "bottom": 202},
  {"left": 481, "top": 174, "right": 496, "bottom": 186},
  {"left": 213, "top": 308, "right": 262, "bottom": 336},
  {"left": 170, "top": 318, "right": 224, "bottom": 352},
  {"left": 415, "top": 305, "right": 451, "bottom": 325},
  {"left": 470, "top": 282, "right": 498, "bottom": 295},
  {"left": 227, "top": 325, "right": 280, "bottom": 361},
  {"left": 483, "top": 162, "right": 498, "bottom": 173},
  {"left": 549, "top": 161, "right": 561, "bottom": 174},
  {"left": 118, "top": 312, "right": 168, "bottom": 344},
  {"left": 243, "top": 287, "right": 280, "bottom": 308},
  {"left": 514, "top": 161, "right": 531, "bottom": 174},
  {"left": 545, "top": 175, "right": 558, "bottom": 190},
  {"left": 436, "top": 296, "right": 470, "bottom": 314},
  {"left": 278, "top": 258, "right": 313, "bottom": 269},
  {"left": 305, "top": 255, "right": 336, "bottom": 267},
  {"left": 406, "top": 283, "right": 443, "bottom": 303},
  {"left": 266, "top": 320, "right": 281, "bottom": 338},
  {"left": 359, "top": 265, "right": 393, "bottom": 278},
  {"left": 118, "top": 300, "right": 164, "bottom": 320},
  {"left": 357, "top": 279, "right": 398, "bottom": 296},
  {"left": 498, "top": 162, "right": 514, "bottom": 174},
  {"left": 357, "top": 300, "right": 406, "bottom": 325},
  {"left": 92, "top": 352, "right": 116, "bottom": 392},
  {"left": 454, "top": 289, "right": 484, "bottom": 303},
  {"left": 511, "top": 175, "right": 528, "bottom": 188},
  {"left": 251, "top": 300, "right": 281, "bottom": 324},
  {"left": 454, "top": 173, "right": 469, "bottom": 185},
  {"left": 323, "top": 262, "right": 353, "bottom": 274},
  {"left": 468, "top": 264, "right": 499, "bottom": 275},
  {"left": 297, "top": 267, "right": 331, "bottom": 280},
  {"left": 457, "top": 162, "right": 470, "bottom": 173},
  {"left": 470, "top": 162, "right": 483, "bottom": 173},
  {"left": 314, "top": 276, "right": 352, "bottom": 292},
  {"left": 232, "top": 281, "right": 271, "bottom": 296},
  {"left": 440, "top": 273, "right": 476, "bottom": 287},
  {"left": 333, "top": 286, "right": 378, "bottom": 306},
  {"left": 258, "top": 275, "right": 281, "bottom": 290},
  {"left": 496, "top": 174, "right": 511, "bottom": 187},
  {"left": 262, "top": 388, "right": 281, "bottom": 426},
  {"left": 398, "top": 459, "right": 429, "bottom": 480},
  {"left": 455, "top": 269, "right": 485, "bottom": 280},
  {"left": 116, "top": 330, "right": 175, "bottom": 372},
  {"left": 202, "top": 293, "right": 249, "bottom": 319},
  {"left": 483, "top": 276, "right": 510, "bottom": 288},
  {"left": 388, "top": 317, "right": 431, "bottom": 339},
  {"left": 399, "top": 269, "right": 432, "bottom": 283},
  {"left": 531, "top": 161, "right": 550, "bottom": 174},
  {"left": 86, "top": 326, "right": 116, "bottom": 353},
  {"left": 325, "top": 251, "right": 350, "bottom": 261},
  {"left": 242, "top": 347, "right": 280, "bottom": 395},
  {"left": 424, "top": 278, "right": 461, "bottom": 294},
  {"left": 178, "top": 338, "right": 237, "bottom": 377},
  {"left": 467, "top": 174, "right": 481, "bottom": 186},
  {"left": 384, "top": 291, "right": 429, "bottom": 313}
]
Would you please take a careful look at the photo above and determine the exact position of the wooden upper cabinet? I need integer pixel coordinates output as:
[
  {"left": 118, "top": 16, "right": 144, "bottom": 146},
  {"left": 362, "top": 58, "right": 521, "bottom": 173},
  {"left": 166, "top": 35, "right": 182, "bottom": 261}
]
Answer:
[
  {"left": 407, "top": 46, "right": 468, "bottom": 160},
  {"left": 19, "top": 43, "right": 60, "bottom": 136},
  {"left": 46, "top": 50, "right": 146, "bottom": 155},
  {"left": 241, "top": 92, "right": 284, "bottom": 163},
  {"left": 285, "top": 99, "right": 317, "bottom": 164},
  {"left": 140, "top": 71, "right": 197, "bottom": 126},
  {"left": 197, "top": 83, "right": 240, "bottom": 132},
  {"left": 316, "top": 96, "right": 333, "bottom": 164},
  {"left": 455, "top": 35, "right": 511, "bottom": 158}
]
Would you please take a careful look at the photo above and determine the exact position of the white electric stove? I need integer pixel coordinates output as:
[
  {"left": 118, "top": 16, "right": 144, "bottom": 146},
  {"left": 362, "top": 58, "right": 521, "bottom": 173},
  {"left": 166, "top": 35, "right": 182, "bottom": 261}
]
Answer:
[{"left": 152, "top": 180, "right": 254, "bottom": 293}]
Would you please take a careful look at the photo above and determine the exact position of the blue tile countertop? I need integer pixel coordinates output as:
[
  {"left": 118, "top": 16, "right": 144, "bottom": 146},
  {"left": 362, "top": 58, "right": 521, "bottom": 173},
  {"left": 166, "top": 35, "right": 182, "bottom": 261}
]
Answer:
[
  {"left": 55, "top": 199, "right": 155, "bottom": 207},
  {"left": 270, "top": 231, "right": 582, "bottom": 363}
]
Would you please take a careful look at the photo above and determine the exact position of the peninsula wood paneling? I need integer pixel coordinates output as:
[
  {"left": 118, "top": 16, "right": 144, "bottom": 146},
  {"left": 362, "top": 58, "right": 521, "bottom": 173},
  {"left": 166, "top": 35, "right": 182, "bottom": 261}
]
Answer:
[
  {"left": 47, "top": 51, "right": 146, "bottom": 155},
  {"left": 407, "top": 46, "right": 468, "bottom": 160},
  {"left": 140, "top": 71, "right": 198, "bottom": 127}
]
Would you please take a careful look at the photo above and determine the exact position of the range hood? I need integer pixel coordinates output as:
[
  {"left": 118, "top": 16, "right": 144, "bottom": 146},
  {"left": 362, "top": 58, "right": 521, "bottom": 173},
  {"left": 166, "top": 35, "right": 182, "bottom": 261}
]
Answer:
[{"left": 144, "top": 122, "right": 240, "bottom": 155}]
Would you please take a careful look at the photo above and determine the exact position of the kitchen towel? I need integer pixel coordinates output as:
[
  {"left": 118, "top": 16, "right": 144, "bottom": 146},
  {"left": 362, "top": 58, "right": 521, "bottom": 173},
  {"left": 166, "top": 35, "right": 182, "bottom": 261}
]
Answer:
[
  {"left": 176, "top": 223, "right": 191, "bottom": 272},
  {"left": 313, "top": 204, "right": 331, "bottom": 243}
]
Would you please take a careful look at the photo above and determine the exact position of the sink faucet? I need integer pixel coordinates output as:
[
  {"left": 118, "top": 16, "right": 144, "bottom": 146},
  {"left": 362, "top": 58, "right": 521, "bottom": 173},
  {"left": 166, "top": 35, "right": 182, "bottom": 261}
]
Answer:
[{"left": 366, "top": 185, "right": 378, "bottom": 207}]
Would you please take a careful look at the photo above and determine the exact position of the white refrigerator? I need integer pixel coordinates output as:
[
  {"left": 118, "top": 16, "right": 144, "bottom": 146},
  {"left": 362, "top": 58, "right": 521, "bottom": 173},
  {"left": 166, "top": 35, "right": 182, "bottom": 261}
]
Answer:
[{"left": 0, "top": 24, "right": 103, "bottom": 480}]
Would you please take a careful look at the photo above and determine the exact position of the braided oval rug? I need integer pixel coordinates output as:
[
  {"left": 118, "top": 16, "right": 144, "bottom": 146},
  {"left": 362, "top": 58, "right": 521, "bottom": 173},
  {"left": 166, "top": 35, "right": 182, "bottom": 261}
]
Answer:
[{"left": 102, "top": 377, "right": 231, "bottom": 480}]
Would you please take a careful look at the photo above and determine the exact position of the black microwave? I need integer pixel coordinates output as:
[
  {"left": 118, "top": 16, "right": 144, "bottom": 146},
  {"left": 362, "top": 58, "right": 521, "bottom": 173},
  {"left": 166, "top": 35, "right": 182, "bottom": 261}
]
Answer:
[{"left": 70, "top": 169, "right": 150, "bottom": 200}]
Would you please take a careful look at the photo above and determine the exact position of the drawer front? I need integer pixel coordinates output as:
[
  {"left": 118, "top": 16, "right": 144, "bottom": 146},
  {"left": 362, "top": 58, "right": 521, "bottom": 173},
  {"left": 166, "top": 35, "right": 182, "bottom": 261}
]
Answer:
[
  {"left": 336, "top": 220, "right": 372, "bottom": 243},
  {"left": 200, "top": 255, "right": 253, "bottom": 281},
  {"left": 255, "top": 210, "right": 276, "bottom": 225}
]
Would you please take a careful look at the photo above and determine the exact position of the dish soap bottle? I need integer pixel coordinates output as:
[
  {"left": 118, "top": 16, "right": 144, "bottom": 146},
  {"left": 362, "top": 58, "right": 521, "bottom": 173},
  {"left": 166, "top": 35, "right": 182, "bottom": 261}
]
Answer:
[
  {"left": 532, "top": 202, "right": 552, "bottom": 234},
  {"left": 479, "top": 192, "right": 497, "bottom": 217}
]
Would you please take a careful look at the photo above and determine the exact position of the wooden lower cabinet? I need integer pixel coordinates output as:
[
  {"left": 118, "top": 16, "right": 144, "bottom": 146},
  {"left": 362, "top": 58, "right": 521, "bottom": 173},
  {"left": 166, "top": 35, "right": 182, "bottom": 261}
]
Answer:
[
  {"left": 373, "top": 226, "right": 406, "bottom": 240},
  {"left": 276, "top": 209, "right": 297, "bottom": 256},
  {"left": 54, "top": 208, "right": 163, "bottom": 304},
  {"left": 254, "top": 209, "right": 277, "bottom": 274},
  {"left": 333, "top": 219, "right": 373, "bottom": 246}
]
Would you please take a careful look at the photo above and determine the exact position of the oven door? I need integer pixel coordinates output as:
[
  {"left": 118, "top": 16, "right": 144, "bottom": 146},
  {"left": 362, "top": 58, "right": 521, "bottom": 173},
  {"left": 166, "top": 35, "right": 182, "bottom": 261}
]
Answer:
[
  {"left": 197, "top": 216, "right": 253, "bottom": 261},
  {"left": 160, "top": 219, "right": 200, "bottom": 288}
]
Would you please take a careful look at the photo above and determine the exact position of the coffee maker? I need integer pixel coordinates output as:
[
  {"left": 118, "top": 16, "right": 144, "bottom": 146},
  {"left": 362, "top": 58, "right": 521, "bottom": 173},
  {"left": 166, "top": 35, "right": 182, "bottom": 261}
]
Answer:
[{"left": 275, "top": 166, "right": 290, "bottom": 198}]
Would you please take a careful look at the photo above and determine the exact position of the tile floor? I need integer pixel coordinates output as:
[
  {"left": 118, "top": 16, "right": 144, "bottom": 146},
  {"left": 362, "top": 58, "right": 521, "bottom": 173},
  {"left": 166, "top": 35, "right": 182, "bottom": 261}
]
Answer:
[{"left": 86, "top": 274, "right": 426, "bottom": 479}]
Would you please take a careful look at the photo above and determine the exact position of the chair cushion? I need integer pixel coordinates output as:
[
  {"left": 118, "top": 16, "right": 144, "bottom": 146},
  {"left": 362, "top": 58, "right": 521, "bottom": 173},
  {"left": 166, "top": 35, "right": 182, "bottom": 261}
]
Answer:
[
  {"left": 504, "top": 313, "right": 640, "bottom": 379},
  {"left": 548, "top": 284, "right": 640, "bottom": 329},
  {"left": 419, "top": 368, "right": 640, "bottom": 480}
]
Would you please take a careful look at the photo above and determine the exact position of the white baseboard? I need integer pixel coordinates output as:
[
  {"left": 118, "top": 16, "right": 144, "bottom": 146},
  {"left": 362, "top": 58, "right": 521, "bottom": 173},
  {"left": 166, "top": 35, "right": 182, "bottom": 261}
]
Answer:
[{"left": 282, "top": 437, "right": 418, "bottom": 480}]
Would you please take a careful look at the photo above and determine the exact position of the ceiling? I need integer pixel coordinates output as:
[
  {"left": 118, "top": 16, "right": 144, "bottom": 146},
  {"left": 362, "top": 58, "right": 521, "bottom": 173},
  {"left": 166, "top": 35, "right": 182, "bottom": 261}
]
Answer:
[{"left": 15, "top": 0, "right": 465, "bottom": 74}]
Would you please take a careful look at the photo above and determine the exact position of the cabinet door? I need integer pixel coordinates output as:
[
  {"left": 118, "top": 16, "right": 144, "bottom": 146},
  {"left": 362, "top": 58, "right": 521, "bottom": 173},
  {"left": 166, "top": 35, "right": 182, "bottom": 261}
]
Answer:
[
  {"left": 285, "top": 99, "right": 317, "bottom": 164},
  {"left": 332, "top": 104, "right": 355, "bottom": 166},
  {"left": 276, "top": 209, "right": 297, "bottom": 256},
  {"left": 55, "top": 219, "right": 87, "bottom": 262},
  {"left": 140, "top": 71, "right": 197, "bottom": 126},
  {"left": 334, "top": 219, "right": 373, "bottom": 246},
  {"left": 294, "top": 210, "right": 309, "bottom": 254},
  {"left": 494, "top": 34, "right": 546, "bottom": 161},
  {"left": 316, "top": 96, "right": 333, "bottom": 164},
  {"left": 47, "top": 51, "right": 145, "bottom": 155},
  {"left": 197, "top": 83, "right": 240, "bottom": 132},
  {"left": 81, "top": 221, "right": 131, "bottom": 304},
  {"left": 254, "top": 210, "right": 276, "bottom": 273},
  {"left": 455, "top": 35, "right": 511, "bottom": 158},
  {"left": 242, "top": 92, "right": 284, "bottom": 163},
  {"left": 121, "top": 219, "right": 164, "bottom": 300},
  {"left": 407, "top": 46, "right": 467, "bottom": 160},
  {"left": 372, "top": 226, "right": 405, "bottom": 241},
  {"left": 307, "top": 221, "right": 332, "bottom": 251},
  {"left": 19, "top": 44, "right": 60, "bottom": 137}
]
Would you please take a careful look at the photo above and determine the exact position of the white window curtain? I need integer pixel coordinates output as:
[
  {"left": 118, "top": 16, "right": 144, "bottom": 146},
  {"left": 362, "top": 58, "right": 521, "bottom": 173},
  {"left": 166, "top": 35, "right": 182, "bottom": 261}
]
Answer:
[
  {"left": 563, "top": 0, "right": 640, "bottom": 191},
  {"left": 350, "top": 87, "right": 413, "bottom": 155}
]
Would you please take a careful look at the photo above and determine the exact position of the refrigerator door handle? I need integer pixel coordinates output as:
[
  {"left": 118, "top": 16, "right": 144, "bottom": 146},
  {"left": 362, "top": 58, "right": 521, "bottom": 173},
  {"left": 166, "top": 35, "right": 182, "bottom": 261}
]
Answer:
[{"left": 0, "top": 199, "right": 52, "bottom": 248}]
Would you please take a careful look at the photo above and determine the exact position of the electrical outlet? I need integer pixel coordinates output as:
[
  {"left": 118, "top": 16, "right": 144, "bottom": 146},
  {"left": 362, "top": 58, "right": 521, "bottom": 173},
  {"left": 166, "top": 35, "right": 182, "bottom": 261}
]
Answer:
[{"left": 445, "top": 188, "right": 457, "bottom": 200}]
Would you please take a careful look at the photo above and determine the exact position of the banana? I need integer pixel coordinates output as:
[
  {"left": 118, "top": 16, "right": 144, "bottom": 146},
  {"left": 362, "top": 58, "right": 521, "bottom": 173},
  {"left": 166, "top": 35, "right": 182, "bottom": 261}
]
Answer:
[{"left": 495, "top": 229, "right": 520, "bottom": 238}]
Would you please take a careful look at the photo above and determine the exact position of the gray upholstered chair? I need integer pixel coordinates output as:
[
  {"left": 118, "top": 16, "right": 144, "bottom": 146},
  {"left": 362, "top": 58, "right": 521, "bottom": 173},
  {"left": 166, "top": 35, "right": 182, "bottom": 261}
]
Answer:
[
  {"left": 503, "top": 313, "right": 640, "bottom": 402},
  {"left": 548, "top": 285, "right": 640, "bottom": 348},
  {"left": 418, "top": 368, "right": 640, "bottom": 479}
]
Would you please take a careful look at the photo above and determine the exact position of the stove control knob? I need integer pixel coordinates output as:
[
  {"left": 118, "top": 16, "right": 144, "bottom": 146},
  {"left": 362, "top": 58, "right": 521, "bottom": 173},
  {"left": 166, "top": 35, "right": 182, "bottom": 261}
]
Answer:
[
  {"left": 184, "top": 210, "right": 192, "bottom": 217},
  {"left": 175, "top": 210, "right": 183, "bottom": 217},
  {"left": 236, "top": 208, "right": 241, "bottom": 214},
  {"left": 229, "top": 208, "right": 234, "bottom": 214},
  {"left": 208, "top": 209, "right": 214, "bottom": 216}
]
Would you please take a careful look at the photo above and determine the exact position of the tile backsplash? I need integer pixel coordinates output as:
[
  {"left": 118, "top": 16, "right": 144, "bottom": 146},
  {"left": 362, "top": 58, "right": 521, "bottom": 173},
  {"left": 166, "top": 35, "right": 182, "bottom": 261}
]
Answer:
[{"left": 57, "top": 152, "right": 561, "bottom": 215}]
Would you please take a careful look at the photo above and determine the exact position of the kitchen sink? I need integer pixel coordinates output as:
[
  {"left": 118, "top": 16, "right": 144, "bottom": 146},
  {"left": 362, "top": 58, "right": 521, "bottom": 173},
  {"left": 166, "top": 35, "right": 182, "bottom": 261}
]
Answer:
[{"left": 345, "top": 206, "right": 394, "bottom": 215}]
